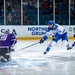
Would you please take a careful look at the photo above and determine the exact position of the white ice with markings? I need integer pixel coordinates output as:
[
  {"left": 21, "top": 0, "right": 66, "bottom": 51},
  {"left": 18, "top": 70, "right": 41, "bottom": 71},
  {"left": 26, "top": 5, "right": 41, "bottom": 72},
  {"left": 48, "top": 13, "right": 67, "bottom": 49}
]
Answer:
[{"left": 0, "top": 40, "right": 75, "bottom": 75}]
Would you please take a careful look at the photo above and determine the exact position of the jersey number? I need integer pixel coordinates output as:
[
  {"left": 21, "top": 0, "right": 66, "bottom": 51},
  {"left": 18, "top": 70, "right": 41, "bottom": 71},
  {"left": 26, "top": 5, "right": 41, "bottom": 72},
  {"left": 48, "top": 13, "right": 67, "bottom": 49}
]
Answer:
[{"left": 0, "top": 35, "right": 7, "bottom": 41}]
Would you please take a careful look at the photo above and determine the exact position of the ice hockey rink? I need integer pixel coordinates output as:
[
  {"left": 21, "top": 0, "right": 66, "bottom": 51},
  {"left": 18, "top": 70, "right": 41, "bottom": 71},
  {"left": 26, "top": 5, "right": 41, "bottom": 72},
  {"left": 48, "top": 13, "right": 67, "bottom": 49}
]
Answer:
[{"left": 0, "top": 40, "right": 75, "bottom": 75}]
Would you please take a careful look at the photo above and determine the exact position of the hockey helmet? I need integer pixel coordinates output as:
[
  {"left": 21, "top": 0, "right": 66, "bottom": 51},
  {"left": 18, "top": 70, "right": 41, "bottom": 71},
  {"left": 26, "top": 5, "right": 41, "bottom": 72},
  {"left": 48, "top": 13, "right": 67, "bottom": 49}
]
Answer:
[
  {"left": 48, "top": 21, "right": 54, "bottom": 26},
  {"left": 5, "top": 29, "right": 10, "bottom": 34}
]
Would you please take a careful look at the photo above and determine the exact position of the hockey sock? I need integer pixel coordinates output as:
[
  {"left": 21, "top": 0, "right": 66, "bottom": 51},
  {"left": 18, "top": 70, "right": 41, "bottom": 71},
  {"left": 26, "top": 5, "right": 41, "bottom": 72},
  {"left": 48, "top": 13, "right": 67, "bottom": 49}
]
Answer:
[{"left": 46, "top": 47, "right": 50, "bottom": 52}]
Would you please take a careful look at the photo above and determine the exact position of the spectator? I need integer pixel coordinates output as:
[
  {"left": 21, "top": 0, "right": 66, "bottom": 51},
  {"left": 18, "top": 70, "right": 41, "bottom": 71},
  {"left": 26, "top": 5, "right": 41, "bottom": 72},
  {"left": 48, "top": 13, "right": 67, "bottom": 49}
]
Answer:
[
  {"left": 13, "top": 14, "right": 19, "bottom": 25},
  {"left": 6, "top": 13, "right": 13, "bottom": 25},
  {"left": 48, "top": 4, "right": 53, "bottom": 14},
  {"left": 71, "top": 5, "right": 75, "bottom": 11},
  {"left": 13, "top": 20, "right": 20, "bottom": 25},
  {"left": 23, "top": 15, "right": 28, "bottom": 25},
  {"left": 71, "top": 11, "right": 75, "bottom": 19},
  {"left": 27, "top": 1, "right": 34, "bottom": 9},
  {"left": 43, "top": 0, "right": 49, "bottom": 10},
  {"left": 49, "top": 0, "right": 53, "bottom": 3},
  {"left": 70, "top": 0, "right": 75, "bottom": 19},
  {"left": 6, "top": 4, "right": 15, "bottom": 15},
  {"left": 0, "top": 7, "right": 4, "bottom": 16},
  {"left": 13, "top": 14, "right": 17, "bottom": 21},
  {"left": 71, "top": 0, "right": 74, "bottom": 5},
  {"left": 6, "top": 0, "right": 21, "bottom": 25},
  {"left": 0, "top": 1, "right": 4, "bottom": 16},
  {"left": 32, "top": 0, "right": 37, "bottom": 9},
  {"left": 55, "top": 6, "right": 60, "bottom": 14}
]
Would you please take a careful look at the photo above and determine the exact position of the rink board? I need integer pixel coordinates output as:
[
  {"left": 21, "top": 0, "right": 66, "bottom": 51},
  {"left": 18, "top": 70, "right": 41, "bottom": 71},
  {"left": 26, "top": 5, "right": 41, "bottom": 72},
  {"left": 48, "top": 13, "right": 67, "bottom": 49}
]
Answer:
[{"left": 0, "top": 26, "right": 75, "bottom": 39}]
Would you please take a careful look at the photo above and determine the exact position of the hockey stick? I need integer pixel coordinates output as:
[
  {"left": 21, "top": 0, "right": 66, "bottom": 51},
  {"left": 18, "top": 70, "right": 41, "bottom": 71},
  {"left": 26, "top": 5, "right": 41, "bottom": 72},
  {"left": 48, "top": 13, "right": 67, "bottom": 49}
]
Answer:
[{"left": 19, "top": 42, "right": 40, "bottom": 50}]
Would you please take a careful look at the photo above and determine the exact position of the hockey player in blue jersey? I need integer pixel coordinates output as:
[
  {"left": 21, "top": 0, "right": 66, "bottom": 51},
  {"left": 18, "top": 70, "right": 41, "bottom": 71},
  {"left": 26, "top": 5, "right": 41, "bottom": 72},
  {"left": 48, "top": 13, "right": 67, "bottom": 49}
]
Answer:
[{"left": 39, "top": 21, "right": 70, "bottom": 54}]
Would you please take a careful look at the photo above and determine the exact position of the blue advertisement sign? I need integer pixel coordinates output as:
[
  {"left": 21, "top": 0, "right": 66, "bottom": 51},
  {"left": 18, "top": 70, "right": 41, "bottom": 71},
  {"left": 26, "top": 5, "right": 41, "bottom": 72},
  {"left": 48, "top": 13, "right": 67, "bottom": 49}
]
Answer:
[{"left": 28, "top": 27, "right": 48, "bottom": 36}]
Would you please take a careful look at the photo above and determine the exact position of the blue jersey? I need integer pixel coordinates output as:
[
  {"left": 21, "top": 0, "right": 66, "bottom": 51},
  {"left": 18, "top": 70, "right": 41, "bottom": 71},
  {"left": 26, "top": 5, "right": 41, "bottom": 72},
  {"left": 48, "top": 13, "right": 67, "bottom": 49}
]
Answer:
[{"left": 45, "top": 24, "right": 67, "bottom": 38}]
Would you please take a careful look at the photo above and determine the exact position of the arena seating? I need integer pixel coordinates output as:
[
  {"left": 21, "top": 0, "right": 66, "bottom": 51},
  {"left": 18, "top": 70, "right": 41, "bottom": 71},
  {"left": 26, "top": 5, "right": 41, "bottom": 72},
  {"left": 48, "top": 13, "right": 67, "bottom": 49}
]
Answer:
[
  {"left": 25, "top": 10, "right": 37, "bottom": 25},
  {"left": 0, "top": 16, "right": 4, "bottom": 25},
  {"left": 0, "top": 0, "right": 75, "bottom": 25}
]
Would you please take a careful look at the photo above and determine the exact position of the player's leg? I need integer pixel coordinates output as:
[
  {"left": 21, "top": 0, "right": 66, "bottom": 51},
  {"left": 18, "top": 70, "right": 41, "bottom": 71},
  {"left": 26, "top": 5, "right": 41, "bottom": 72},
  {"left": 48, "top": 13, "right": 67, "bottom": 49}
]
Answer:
[
  {"left": 62, "top": 33, "right": 70, "bottom": 50},
  {"left": 44, "top": 37, "right": 60, "bottom": 54},
  {"left": 0, "top": 48, "right": 11, "bottom": 62},
  {"left": 68, "top": 42, "right": 75, "bottom": 49},
  {"left": 44, "top": 41, "right": 57, "bottom": 54},
  {"left": 69, "top": 34, "right": 75, "bottom": 49},
  {"left": 72, "top": 42, "right": 75, "bottom": 48}
]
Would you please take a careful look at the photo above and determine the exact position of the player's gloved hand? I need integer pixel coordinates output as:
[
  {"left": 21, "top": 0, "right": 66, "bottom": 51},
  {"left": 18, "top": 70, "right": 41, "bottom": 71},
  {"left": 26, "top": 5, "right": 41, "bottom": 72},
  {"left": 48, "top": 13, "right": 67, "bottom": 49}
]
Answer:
[
  {"left": 39, "top": 36, "right": 48, "bottom": 44},
  {"left": 10, "top": 46, "right": 15, "bottom": 52},
  {"left": 39, "top": 38, "right": 45, "bottom": 44},
  {"left": 52, "top": 35, "right": 57, "bottom": 39}
]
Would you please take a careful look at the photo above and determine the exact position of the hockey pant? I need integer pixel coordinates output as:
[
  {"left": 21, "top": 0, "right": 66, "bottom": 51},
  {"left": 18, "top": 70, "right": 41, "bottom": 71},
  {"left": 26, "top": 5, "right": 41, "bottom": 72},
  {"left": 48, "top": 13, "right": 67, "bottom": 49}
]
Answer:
[{"left": 0, "top": 47, "right": 11, "bottom": 62}]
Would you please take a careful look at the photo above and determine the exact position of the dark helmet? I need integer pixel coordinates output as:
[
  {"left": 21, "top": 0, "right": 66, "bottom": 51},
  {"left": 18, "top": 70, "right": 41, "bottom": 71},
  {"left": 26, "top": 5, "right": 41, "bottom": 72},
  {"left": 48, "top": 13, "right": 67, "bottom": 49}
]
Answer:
[{"left": 5, "top": 29, "right": 10, "bottom": 34}]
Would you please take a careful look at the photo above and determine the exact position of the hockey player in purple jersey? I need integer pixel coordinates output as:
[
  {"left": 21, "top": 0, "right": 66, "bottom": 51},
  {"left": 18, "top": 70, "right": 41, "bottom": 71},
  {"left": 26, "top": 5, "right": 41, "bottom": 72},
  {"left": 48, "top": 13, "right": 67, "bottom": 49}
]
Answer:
[
  {"left": 39, "top": 21, "right": 71, "bottom": 54},
  {"left": 0, "top": 29, "right": 17, "bottom": 62}
]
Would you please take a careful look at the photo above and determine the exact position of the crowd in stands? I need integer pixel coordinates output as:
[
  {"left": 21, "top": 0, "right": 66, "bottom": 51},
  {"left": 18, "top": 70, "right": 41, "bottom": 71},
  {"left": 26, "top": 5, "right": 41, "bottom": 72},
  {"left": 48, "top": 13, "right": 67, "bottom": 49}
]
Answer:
[
  {"left": 0, "top": 3, "right": 4, "bottom": 16},
  {"left": 70, "top": 0, "right": 75, "bottom": 19},
  {"left": 0, "top": 0, "right": 4, "bottom": 15},
  {"left": 6, "top": 0, "right": 21, "bottom": 25},
  {"left": 23, "top": 0, "right": 37, "bottom": 25},
  {"left": 42, "top": 0, "right": 53, "bottom": 14},
  {"left": 0, "top": 0, "right": 4, "bottom": 25},
  {"left": 23, "top": 11, "right": 31, "bottom": 25},
  {"left": 0, "top": 0, "right": 75, "bottom": 25},
  {"left": 39, "top": 0, "right": 74, "bottom": 25},
  {"left": 23, "top": 0, "right": 37, "bottom": 10}
]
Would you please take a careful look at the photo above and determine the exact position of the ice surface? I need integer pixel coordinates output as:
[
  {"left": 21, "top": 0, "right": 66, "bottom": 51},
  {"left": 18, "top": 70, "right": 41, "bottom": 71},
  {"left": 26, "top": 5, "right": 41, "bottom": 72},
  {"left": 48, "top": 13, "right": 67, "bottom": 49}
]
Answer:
[{"left": 0, "top": 40, "right": 75, "bottom": 75}]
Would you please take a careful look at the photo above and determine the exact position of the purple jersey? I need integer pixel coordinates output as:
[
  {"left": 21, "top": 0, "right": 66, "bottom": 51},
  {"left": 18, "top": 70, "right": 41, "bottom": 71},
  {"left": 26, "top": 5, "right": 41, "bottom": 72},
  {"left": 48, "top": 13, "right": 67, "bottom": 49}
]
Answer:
[{"left": 0, "top": 33, "right": 17, "bottom": 47}]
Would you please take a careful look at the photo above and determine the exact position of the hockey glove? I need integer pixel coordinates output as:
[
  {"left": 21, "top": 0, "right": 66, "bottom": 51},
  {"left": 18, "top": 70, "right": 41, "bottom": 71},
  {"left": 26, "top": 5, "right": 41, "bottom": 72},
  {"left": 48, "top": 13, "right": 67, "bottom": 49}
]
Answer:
[
  {"left": 40, "top": 38, "right": 45, "bottom": 44},
  {"left": 52, "top": 35, "right": 57, "bottom": 39},
  {"left": 39, "top": 35, "right": 48, "bottom": 44}
]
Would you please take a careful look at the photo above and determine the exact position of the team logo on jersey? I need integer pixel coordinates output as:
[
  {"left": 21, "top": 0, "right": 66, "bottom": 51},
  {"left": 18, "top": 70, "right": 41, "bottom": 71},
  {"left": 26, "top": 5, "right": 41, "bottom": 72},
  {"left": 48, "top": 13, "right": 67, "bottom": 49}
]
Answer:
[{"left": 0, "top": 34, "right": 7, "bottom": 41}]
